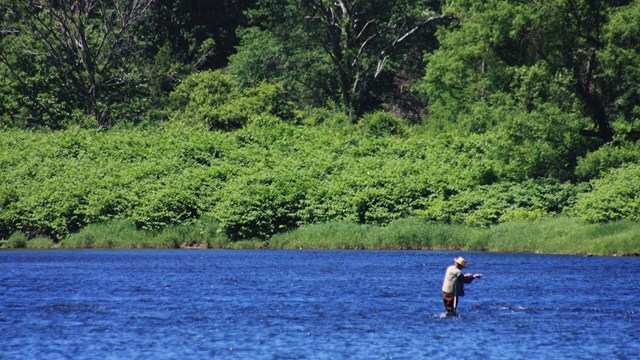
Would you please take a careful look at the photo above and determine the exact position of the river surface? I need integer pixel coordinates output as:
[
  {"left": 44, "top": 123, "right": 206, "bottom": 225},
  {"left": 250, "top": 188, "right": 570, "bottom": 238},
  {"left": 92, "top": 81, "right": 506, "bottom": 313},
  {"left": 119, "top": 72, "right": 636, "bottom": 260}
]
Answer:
[{"left": 1, "top": 250, "right": 639, "bottom": 359}]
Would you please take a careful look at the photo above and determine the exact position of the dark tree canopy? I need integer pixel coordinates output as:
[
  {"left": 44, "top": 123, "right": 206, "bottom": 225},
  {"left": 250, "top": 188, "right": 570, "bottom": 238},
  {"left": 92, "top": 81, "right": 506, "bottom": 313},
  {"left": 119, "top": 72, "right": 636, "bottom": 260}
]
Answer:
[
  {"left": 229, "top": 0, "right": 448, "bottom": 117},
  {"left": 145, "top": 0, "right": 255, "bottom": 69}
]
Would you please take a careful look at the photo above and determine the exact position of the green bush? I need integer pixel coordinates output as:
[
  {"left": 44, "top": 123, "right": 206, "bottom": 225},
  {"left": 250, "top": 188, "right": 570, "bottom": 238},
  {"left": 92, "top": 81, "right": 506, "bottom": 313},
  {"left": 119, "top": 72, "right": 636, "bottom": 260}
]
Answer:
[
  {"left": 215, "top": 171, "right": 310, "bottom": 241},
  {"left": 131, "top": 181, "right": 200, "bottom": 230},
  {"left": 570, "top": 163, "right": 640, "bottom": 222},
  {"left": 359, "top": 111, "right": 405, "bottom": 137},
  {"left": 169, "top": 70, "right": 237, "bottom": 124},
  {"left": 168, "top": 71, "right": 296, "bottom": 131},
  {"left": 2, "top": 231, "right": 27, "bottom": 248},
  {"left": 575, "top": 142, "right": 640, "bottom": 181},
  {"left": 0, "top": 115, "right": 638, "bottom": 247},
  {"left": 417, "top": 179, "right": 580, "bottom": 227}
]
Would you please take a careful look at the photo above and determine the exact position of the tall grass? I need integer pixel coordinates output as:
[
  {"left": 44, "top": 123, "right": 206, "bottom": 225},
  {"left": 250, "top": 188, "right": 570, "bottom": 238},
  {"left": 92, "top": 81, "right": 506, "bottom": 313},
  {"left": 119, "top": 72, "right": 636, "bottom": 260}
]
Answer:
[
  {"left": 60, "top": 218, "right": 232, "bottom": 249},
  {"left": 61, "top": 220, "right": 154, "bottom": 248},
  {"left": 268, "top": 218, "right": 487, "bottom": 250},
  {"left": 269, "top": 217, "right": 640, "bottom": 256},
  {"left": 5, "top": 216, "right": 639, "bottom": 256},
  {"left": 487, "top": 218, "right": 640, "bottom": 255}
]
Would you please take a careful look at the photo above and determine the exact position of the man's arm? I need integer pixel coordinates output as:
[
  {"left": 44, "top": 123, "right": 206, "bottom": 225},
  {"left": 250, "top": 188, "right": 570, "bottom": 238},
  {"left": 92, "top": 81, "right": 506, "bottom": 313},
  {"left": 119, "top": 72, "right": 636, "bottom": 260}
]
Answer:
[{"left": 461, "top": 273, "right": 482, "bottom": 284}]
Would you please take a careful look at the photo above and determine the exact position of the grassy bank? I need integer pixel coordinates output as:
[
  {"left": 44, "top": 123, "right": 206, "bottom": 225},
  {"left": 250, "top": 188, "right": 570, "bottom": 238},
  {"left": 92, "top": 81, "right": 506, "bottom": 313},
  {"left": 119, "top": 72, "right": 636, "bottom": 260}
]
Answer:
[
  {"left": 2, "top": 217, "right": 639, "bottom": 256},
  {"left": 269, "top": 217, "right": 640, "bottom": 256}
]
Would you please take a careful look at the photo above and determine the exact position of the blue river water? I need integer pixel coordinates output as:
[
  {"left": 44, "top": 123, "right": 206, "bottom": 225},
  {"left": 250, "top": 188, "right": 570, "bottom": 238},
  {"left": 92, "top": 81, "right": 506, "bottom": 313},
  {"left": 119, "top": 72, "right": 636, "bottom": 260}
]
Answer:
[{"left": 1, "top": 250, "right": 639, "bottom": 359}]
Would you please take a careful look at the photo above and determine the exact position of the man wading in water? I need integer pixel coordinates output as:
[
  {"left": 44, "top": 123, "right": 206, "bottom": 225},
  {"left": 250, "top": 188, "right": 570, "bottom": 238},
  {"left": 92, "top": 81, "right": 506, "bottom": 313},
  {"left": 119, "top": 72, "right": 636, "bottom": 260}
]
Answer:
[{"left": 442, "top": 256, "right": 482, "bottom": 317}]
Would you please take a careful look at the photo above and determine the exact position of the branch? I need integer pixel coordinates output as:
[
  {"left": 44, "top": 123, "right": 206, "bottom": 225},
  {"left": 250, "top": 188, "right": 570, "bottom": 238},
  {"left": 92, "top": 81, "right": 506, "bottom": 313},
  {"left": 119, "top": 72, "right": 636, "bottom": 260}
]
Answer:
[
  {"left": 0, "top": 51, "right": 58, "bottom": 127},
  {"left": 370, "top": 15, "right": 452, "bottom": 78}
]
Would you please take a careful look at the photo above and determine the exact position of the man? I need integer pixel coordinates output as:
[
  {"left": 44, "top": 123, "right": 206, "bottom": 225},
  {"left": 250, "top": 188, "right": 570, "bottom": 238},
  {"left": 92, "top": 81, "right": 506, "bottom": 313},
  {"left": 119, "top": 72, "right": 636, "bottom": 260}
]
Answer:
[{"left": 441, "top": 256, "right": 482, "bottom": 316}]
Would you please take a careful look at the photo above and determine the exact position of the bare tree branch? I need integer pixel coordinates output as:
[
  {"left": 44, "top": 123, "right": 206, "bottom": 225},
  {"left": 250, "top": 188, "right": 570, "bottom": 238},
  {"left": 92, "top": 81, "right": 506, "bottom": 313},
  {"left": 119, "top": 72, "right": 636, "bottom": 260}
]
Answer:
[
  {"left": 301, "top": 0, "right": 450, "bottom": 114},
  {"left": 4, "top": 0, "right": 155, "bottom": 127},
  {"left": 372, "top": 15, "right": 451, "bottom": 78}
]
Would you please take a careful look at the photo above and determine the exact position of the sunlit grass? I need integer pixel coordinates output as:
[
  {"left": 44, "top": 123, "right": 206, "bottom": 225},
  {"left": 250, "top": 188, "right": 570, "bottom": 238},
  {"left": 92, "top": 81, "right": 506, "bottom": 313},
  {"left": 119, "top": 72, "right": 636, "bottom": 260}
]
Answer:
[
  {"left": 25, "top": 236, "right": 55, "bottom": 249},
  {"left": 270, "top": 217, "right": 640, "bottom": 256},
  {"left": 487, "top": 218, "right": 640, "bottom": 255},
  {"left": 5, "top": 216, "right": 639, "bottom": 256}
]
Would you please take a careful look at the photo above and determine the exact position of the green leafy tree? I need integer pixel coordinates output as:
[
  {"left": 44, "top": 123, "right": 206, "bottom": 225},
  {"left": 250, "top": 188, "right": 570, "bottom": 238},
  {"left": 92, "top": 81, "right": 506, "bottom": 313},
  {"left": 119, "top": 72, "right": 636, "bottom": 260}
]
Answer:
[
  {"left": 598, "top": 0, "right": 640, "bottom": 141},
  {"left": 1, "top": 0, "right": 155, "bottom": 128},
  {"left": 229, "top": 0, "right": 449, "bottom": 117},
  {"left": 421, "top": 0, "right": 639, "bottom": 144}
]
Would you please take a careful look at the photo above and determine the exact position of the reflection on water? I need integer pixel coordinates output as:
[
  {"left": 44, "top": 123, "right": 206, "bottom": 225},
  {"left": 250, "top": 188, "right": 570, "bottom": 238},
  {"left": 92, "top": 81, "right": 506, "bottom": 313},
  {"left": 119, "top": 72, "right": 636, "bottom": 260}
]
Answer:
[{"left": 1, "top": 250, "right": 639, "bottom": 359}]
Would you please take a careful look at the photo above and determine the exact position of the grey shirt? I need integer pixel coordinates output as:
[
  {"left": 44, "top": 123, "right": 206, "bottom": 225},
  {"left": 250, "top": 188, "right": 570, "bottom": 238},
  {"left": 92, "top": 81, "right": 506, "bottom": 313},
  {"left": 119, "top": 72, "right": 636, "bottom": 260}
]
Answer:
[{"left": 442, "top": 265, "right": 462, "bottom": 295}]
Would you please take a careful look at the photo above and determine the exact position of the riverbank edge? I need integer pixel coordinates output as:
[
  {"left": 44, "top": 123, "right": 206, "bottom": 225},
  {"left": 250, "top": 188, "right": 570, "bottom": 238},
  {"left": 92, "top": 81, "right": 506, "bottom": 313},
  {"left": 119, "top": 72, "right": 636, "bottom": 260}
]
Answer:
[
  {"left": 2, "top": 217, "right": 639, "bottom": 257},
  {"left": 1, "top": 242, "right": 638, "bottom": 257}
]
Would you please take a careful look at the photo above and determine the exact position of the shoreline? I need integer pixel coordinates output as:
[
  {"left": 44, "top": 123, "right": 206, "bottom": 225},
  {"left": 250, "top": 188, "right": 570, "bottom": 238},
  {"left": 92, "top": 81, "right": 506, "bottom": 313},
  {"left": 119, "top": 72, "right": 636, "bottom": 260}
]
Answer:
[
  {"left": 2, "top": 242, "right": 639, "bottom": 258},
  {"left": 2, "top": 217, "right": 639, "bottom": 257}
]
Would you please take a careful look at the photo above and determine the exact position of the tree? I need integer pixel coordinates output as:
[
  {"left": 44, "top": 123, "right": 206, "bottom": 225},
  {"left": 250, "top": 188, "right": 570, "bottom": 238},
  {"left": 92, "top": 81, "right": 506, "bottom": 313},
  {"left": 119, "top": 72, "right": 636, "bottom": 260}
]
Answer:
[
  {"left": 421, "top": 0, "right": 639, "bottom": 143},
  {"left": 1, "top": 0, "right": 154, "bottom": 128},
  {"left": 230, "top": 0, "right": 448, "bottom": 117},
  {"left": 144, "top": 0, "right": 255, "bottom": 69},
  {"left": 598, "top": 0, "right": 640, "bottom": 141}
]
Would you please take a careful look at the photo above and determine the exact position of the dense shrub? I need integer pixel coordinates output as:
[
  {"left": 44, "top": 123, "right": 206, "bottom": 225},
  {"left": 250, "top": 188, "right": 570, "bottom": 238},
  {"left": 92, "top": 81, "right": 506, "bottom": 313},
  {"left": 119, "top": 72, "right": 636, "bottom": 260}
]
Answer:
[
  {"left": 0, "top": 117, "right": 638, "bottom": 244},
  {"left": 359, "top": 111, "right": 405, "bottom": 137},
  {"left": 169, "top": 71, "right": 296, "bottom": 131},
  {"left": 571, "top": 163, "right": 640, "bottom": 222},
  {"left": 215, "top": 170, "right": 311, "bottom": 241},
  {"left": 417, "top": 179, "right": 581, "bottom": 227},
  {"left": 575, "top": 142, "right": 640, "bottom": 181}
]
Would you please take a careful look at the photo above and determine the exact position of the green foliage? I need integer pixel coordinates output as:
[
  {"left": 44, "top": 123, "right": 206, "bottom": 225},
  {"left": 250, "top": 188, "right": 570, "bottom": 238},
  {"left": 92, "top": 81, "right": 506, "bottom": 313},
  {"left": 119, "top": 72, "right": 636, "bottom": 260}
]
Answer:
[
  {"left": 575, "top": 142, "right": 640, "bottom": 180},
  {"left": 0, "top": 109, "right": 638, "bottom": 248},
  {"left": 359, "top": 111, "right": 405, "bottom": 137},
  {"left": 2, "top": 231, "right": 27, "bottom": 249},
  {"left": 169, "top": 70, "right": 238, "bottom": 128},
  {"left": 169, "top": 70, "right": 295, "bottom": 130},
  {"left": 215, "top": 168, "right": 310, "bottom": 241},
  {"left": 270, "top": 216, "right": 640, "bottom": 255},
  {"left": 2, "top": 0, "right": 640, "bottom": 256},
  {"left": 417, "top": 179, "right": 581, "bottom": 227},
  {"left": 0, "top": 124, "right": 488, "bottom": 241},
  {"left": 421, "top": 0, "right": 639, "bottom": 145},
  {"left": 571, "top": 163, "right": 640, "bottom": 223},
  {"left": 132, "top": 182, "right": 200, "bottom": 230}
]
